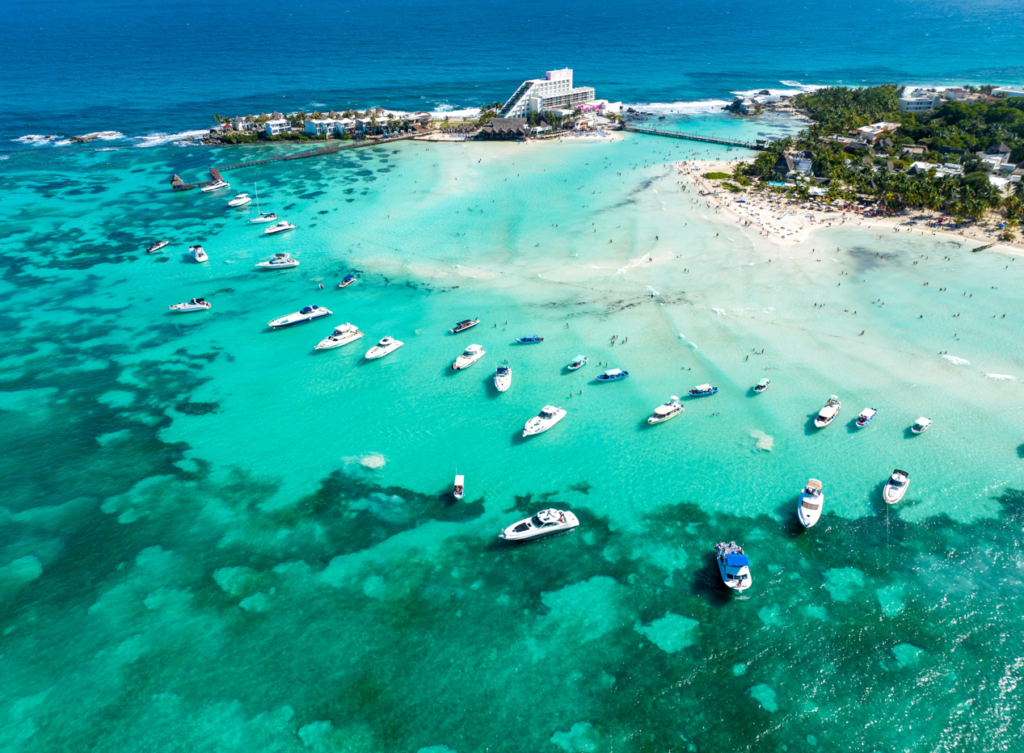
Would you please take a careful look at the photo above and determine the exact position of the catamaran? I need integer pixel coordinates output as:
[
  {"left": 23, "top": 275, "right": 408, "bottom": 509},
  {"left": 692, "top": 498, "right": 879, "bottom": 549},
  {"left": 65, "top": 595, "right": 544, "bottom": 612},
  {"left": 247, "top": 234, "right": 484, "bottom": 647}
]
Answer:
[{"left": 248, "top": 183, "right": 278, "bottom": 224}]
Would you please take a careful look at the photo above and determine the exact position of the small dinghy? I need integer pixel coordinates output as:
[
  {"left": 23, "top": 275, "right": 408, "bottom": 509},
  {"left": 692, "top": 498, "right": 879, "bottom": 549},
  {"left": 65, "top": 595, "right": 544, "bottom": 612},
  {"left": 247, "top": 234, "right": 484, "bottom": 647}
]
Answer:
[
  {"left": 567, "top": 355, "right": 588, "bottom": 371},
  {"left": 911, "top": 417, "right": 932, "bottom": 434},
  {"left": 450, "top": 318, "right": 480, "bottom": 334},
  {"left": 883, "top": 469, "right": 909, "bottom": 504},
  {"left": 798, "top": 479, "right": 824, "bottom": 528},
  {"left": 814, "top": 395, "right": 841, "bottom": 428},
  {"left": 595, "top": 368, "right": 628, "bottom": 382},
  {"left": 169, "top": 298, "right": 211, "bottom": 312},
  {"left": 453, "top": 474, "right": 465, "bottom": 501},
  {"left": 754, "top": 378, "right": 770, "bottom": 393},
  {"left": 146, "top": 240, "right": 169, "bottom": 254},
  {"left": 688, "top": 384, "right": 717, "bottom": 397},
  {"left": 856, "top": 408, "right": 877, "bottom": 428},
  {"left": 516, "top": 334, "right": 543, "bottom": 344}
]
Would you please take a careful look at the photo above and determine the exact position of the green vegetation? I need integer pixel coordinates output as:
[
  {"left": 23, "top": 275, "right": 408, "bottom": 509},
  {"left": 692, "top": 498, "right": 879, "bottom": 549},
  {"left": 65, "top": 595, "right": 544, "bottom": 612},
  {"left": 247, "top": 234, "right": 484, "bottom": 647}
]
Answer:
[
  {"left": 704, "top": 171, "right": 732, "bottom": 180},
  {"left": 221, "top": 133, "right": 259, "bottom": 144},
  {"left": 736, "top": 85, "right": 1024, "bottom": 222}
]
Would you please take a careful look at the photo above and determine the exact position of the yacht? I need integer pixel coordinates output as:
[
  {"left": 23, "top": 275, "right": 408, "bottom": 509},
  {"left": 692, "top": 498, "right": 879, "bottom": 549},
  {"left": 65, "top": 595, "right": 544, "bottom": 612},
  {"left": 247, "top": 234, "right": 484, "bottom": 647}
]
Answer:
[
  {"left": 516, "top": 334, "right": 543, "bottom": 344},
  {"left": 523, "top": 405, "right": 566, "bottom": 437},
  {"left": 688, "top": 384, "right": 717, "bottom": 397},
  {"left": 201, "top": 179, "right": 229, "bottom": 193},
  {"left": 814, "top": 395, "right": 841, "bottom": 428},
  {"left": 494, "top": 364, "right": 511, "bottom": 392},
  {"left": 715, "top": 541, "right": 752, "bottom": 592},
  {"left": 146, "top": 240, "right": 169, "bottom": 254},
  {"left": 453, "top": 474, "right": 465, "bottom": 501},
  {"left": 883, "top": 469, "right": 910, "bottom": 504},
  {"left": 798, "top": 479, "right": 824, "bottom": 528},
  {"left": 267, "top": 305, "right": 331, "bottom": 329},
  {"left": 169, "top": 298, "right": 211, "bottom": 312},
  {"left": 248, "top": 183, "right": 277, "bottom": 223},
  {"left": 567, "top": 355, "right": 588, "bottom": 371},
  {"left": 499, "top": 509, "right": 579, "bottom": 541},
  {"left": 856, "top": 408, "right": 878, "bottom": 427},
  {"left": 911, "top": 417, "right": 932, "bottom": 434},
  {"left": 595, "top": 368, "right": 629, "bottom": 382},
  {"left": 338, "top": 274, "right": 357, "bottom": 288},
  {"left": 754, "top": 378, "right": 771, "bottom": 393},
  {"left": 255, "top": 253, "right": 299, "bottom": 269},
  {"left": 647, "top": 396, "right": 683, "bottom": 424},
  {"left": 264, "top": 221, "right": 296, "bottom": 235},
  {"left": 365, "top": 336, "right": 404, "bottom": 360},
  {"left": 452, "top": 344, "right": 485, "bottom": 370},
  {"left": 450, "top": 318, "right": 480, "bottom": 334},
  {"left": 228, "top": 193, "right": 252, "bottom": 207},
  {"left": 314, "top": 323, "right": 364, "bottom": 350},
  {"left": 189, "top": 245, "right": 208, "bottom": 263}
]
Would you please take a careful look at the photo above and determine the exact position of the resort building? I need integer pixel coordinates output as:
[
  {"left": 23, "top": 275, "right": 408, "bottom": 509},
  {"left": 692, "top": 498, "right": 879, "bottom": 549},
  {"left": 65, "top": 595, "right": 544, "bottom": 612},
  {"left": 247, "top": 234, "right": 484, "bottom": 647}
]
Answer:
[
  {"left": 855, "top": 122, "right": 900, "bottom": 144},
  {"left": 499, "top": 69, "right": 595, "bottom": 118},
  {"left": 898, "top": 91, "right": 942, "bottom": 112},
  {"left": 264, "top": 119, "right": 291, "bottom": 136}
]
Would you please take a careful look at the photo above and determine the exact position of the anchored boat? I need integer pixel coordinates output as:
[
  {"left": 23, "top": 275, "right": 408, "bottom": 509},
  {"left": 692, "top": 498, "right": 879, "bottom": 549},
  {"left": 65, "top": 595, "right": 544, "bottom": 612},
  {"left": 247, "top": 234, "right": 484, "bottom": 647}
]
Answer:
[{"left": 499, "top": 509, "right": 579, "bottom": 541}]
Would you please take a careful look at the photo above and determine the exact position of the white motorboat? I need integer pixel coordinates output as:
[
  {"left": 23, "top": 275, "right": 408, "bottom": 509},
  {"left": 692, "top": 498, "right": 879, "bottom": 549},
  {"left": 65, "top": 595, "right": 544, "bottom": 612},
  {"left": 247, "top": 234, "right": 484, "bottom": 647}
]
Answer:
[
  {"left": 248, "top": 183, "right": 277, "bottom": 223},
  {"left": 754, "top": 378, "right": 771, "bottom": 393},
  {"left": 314, "top": 323, "right": 364, "bottom": 350},
  {"left": 798, "top": 479, "right": 824, "bottom": 528},
  {"left": 228, "top": 193, "right": 252, "bottom": 207},
  {"left": 264, "top": 221, "right": 295, "bottom": 235},
  {"left": 189, "top": 245, "right": 208, "bottom": 263},
  {"left": 595, "top": 368, "right": 629, "bottom": 382},
  {"left": 146, "top": 240, "right": 169, "bottom": 254},
  {"left": 201, "top": 179, "right": 229, "bottom": 193},
  {"left": 450, "top": 318, "right": 480, "bottom": 334},
  {"left": 567, "top": 355, "right": 588, "bottom": 371},
  {"left": 814, "top": 395, "right": 841, "bottom": 428},
  {"left": 452, "top": 344, "right": 485, "bottom": 370},
  {"left": 715, "top": 541, "right": 752, "bottom": 592},
  {"left": 856, "top": 408, "right": 878, "bottom": 428},
  {"left": 255, "top": 253, "right": 300, "bottom": 269},
  {"left": 169, "top": 298, "right": 211, "bottom": 312},
  {"left": 647, "top": 396, "right": 683, "bottom": 424},
  {"left": 499, "top": 509, "right": 579, "bottom": 541},
  {"left": 267, "top": 305, "right": 331, "bottom": 329},
  {"left": 365, "top": 336, "right": 404, "bottom": 360},
  {"left": 523, "top": 405, "right": 566, "bottom": 437},
  {"left": 494, "top": 364, "right": 512, "bottom": 392},
  {"left": 338, "top": 274, "right": 357, "bottom": 288},
  {"left": 453, "top": 474, "right": 465, "bottom": 501},
  {"left": 883, "top": 469, "right": 910, "bottom": 504},
  {"left": 911, "top": 417, "right": 932, "bottom": 434}
]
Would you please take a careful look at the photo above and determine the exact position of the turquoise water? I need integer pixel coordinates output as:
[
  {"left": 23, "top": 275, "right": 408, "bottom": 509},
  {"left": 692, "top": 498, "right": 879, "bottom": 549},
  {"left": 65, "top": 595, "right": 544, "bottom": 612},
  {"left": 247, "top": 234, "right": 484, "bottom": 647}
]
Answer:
[{"left": 3, "top": 124, "right": 1024, "bottom": 750}]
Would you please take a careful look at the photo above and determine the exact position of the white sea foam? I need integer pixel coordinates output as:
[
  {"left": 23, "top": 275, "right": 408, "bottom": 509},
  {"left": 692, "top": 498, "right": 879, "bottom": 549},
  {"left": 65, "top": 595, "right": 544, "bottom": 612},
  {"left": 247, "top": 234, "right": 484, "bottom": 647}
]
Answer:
[
  {"left": 622, "top": 99, "right": 731, "bottom": 115},
  {"left": 430, "top": 105, "right": 481, "bottom": 119},
  {"left": 644, "top": 286, "right": 660, "bottom": 297},
  {"left": 13, "top": 134, "right": 60, "bottom": 145},
  {"left": 750, "top": 430, "right": 774, "bottom": 452},
  {"left": 616, "top": 254, "right": 650, "bottom": 274},
  {"left": 985, "top": 373, "right": 1013, "bottom": 381},
  {"left": 712, "top": 308, "right": 726, "bottom": 316},
  {"left": 942, "top": 355, "right": 970, "bottom": 366},
  {"left": 359, "top": 453, "right": 386, "bottom": 469},
  {"left": 133, "top": 129, "right": 207, "bottom": 148}
]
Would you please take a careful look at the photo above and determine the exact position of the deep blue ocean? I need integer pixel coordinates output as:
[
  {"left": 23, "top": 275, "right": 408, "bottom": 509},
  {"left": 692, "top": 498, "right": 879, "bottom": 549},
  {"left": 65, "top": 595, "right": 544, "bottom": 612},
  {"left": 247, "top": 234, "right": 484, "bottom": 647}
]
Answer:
[{"left": 3, "top": 0, "right": 1024, "bottom": 144}]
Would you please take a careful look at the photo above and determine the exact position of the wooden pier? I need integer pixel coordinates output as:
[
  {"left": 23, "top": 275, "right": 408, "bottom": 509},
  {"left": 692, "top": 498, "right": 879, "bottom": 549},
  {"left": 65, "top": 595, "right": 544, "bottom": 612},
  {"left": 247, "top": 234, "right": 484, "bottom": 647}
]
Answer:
[
  {"left": 623, "top": 125, "right": 765, "bottom": 150},
  {"left": 171, "top": 134, "right": 418, "bottom": 191}
]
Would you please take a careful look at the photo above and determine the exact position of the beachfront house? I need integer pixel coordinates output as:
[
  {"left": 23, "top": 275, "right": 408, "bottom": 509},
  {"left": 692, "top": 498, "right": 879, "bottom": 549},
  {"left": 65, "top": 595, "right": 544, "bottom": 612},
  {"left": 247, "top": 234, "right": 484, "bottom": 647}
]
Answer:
[
  {"left": 855, "top": 122, "right": 900, "bottom": 144},
  {"left": 774, "top": 150, "right": 814, "bottom": 177},
  {"left": 305, "top": 119, "right": 338, "bottom": 136},
  {"left": 264, "top": 119, "right": 290, "bottom": 136},
  {"left": 898, "top": 91, "right": 942, "bottom": 112},
  {"left": 498, "top": 68, "right": 595, "bottom": 118}
]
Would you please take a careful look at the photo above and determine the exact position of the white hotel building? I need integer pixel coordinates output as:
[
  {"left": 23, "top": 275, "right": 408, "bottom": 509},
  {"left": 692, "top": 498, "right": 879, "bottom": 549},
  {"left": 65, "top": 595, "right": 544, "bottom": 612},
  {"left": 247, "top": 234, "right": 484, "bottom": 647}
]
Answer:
[{"left": 499, "top": 68, "right": 596, "bottom": 118}]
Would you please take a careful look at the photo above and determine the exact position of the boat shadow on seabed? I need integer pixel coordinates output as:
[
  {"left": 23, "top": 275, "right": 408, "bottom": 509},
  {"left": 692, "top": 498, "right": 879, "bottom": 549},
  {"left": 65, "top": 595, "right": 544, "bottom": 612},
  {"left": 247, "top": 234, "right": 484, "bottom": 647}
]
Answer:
[{"left": 688, "top": 551, "right": 735, "bottom": 606}]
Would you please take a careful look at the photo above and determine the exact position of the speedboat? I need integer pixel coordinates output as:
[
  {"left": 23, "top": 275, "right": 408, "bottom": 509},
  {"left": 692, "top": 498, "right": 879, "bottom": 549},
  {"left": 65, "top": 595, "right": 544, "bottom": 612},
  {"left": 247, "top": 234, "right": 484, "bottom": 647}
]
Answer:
[
  {"left": 248, "top": 183, "right": 277, "bottom": 223},
  {"left": 169, "top": 298, "right": 211, "bottom": 312},
  {"left": 814, "top": 396, "right": 841, "bottom": 428},
  {"left": 754, "top": 378, "right": 771, "bottom": 393},
  {"left": 648, "top": 396, "right": 683, "bottom": 424},
  {"left": 146, "top": 240, "right": 169, "bottom": 254},
  {"left": 688, "top": 384, "right": 717, "bottom": 397},
  {"left": 798, "top": 479, "right": 824, "bottom": 528},
  {"left": 453, "top": 474, "right": 465, "bottom": 501},
  {"left": 267, "top": 305, "right": 331, "bottom": 329},
  {"left": 450, "top": 318, "right": 480, "bottom": 334},
  {"left": 567, "top": 355, "right": 588, "bottom": 371},
  {"left": 338, "top": 274, "right": 357, "bottom": 288},
  {"left": 264, "top": 221, "right": 296, "bottom": 235},
  {"left": 365, "top": 336, "right": 404, "bottom": 360},
  {"left": 494, "top": 364, "right": 511, "bottom": 392},
  {"left": 314, "top": 323, "right": 364, "bottom": 350},
  {"left": 228, "top": 193, "right": 252, "bottom": 207},
  {"left": 883, "top": 469, "right": 910, "bottom": 504},
  {"left": 911, "top": 417, "right": 932, "bottom": 434},
  {"left": 595, "top": 368, "right": 629, "bottom": 382},
  {"left": 256, "top": 253, "right": 299, "bottom": 269},
  {"left": 715, "top": 541, "right": 752, "bottom": 592},
  {"left": 523, "top": 405, "right": 566, "bottom": 437},
  {"left": 516, "top": 334, "right": 543, "bottom": 344},
  {"left": 499, "top": 509, "right": 579, "bottom": 541},
  {"left": 452, "top": 344, "right": 485, "bottom": 370},
  {"left": 189, "top": 245, "right": 208, "bottom": 263},
  {"left": 856, "top": 408, "right": 878, "bottom": 427},
  {"left": 201, "top": 179, "right": 229, "bottom": 193}
]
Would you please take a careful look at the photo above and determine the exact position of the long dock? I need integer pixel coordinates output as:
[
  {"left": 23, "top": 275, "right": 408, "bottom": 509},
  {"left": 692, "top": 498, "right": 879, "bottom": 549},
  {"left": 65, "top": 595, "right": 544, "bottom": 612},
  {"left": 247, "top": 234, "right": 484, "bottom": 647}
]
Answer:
[
  {"left": 171, "top": 133, "right": 419, "bottom": 191},
  {"left": 623, "top": 125, "right": 765, "bottom": 150}
]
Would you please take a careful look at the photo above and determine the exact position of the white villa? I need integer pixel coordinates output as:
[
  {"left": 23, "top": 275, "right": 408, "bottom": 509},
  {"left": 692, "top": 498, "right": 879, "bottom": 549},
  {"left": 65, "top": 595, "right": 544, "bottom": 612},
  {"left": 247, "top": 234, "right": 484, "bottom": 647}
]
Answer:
[{"left": 264, "top": 119, "right": 291, "bottom": 136}]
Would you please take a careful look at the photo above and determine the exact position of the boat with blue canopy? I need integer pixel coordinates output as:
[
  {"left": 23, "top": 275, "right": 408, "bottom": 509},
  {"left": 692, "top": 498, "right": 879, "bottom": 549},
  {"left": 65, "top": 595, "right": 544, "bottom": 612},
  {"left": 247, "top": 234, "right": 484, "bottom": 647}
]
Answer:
[
  {"left": 715, "top": 541, "right": 751, "bottom": 592},
  {"left": 689, "top": 384, "right": 717, "bottom": 396},
  {"left": 595, "top": 368, "right": 628, "bottom": 382},
  {"left": 516, "top": 334, "right": 544, "bottom": 344}
]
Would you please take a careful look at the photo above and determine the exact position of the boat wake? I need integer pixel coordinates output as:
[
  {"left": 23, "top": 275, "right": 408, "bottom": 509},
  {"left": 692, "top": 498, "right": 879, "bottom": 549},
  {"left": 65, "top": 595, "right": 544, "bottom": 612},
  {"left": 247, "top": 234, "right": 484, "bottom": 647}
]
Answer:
[{"left": 712, "top": 308, "right": 726, "bottom": 316}]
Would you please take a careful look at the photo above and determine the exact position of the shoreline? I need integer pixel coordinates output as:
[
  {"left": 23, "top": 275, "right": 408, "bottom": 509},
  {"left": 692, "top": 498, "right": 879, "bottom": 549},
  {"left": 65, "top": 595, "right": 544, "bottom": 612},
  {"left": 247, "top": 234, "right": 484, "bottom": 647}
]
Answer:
[{"left": 675, "top": 157, "right": 1024, "bottom": 256}]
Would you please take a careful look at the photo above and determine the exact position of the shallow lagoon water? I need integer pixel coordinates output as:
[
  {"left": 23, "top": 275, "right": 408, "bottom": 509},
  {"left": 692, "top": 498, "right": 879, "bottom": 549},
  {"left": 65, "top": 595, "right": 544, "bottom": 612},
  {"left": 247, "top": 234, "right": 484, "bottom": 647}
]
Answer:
[{"left": 2, "top": 129, "right": 1024, "bottom": 751}]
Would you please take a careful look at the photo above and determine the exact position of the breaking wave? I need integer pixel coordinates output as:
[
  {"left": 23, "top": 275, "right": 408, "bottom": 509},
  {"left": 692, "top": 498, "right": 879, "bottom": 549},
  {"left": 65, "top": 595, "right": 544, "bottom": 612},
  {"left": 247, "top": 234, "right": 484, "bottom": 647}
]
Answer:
[
  {"left": 134, "top": 130, "right": 207, "bottom": 148},
  {"left": 942, "top": 355, "right": 970, "bottom": 366},
  {"left": 984, "top": 373, "right": 1013, "bottom": 381}
]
